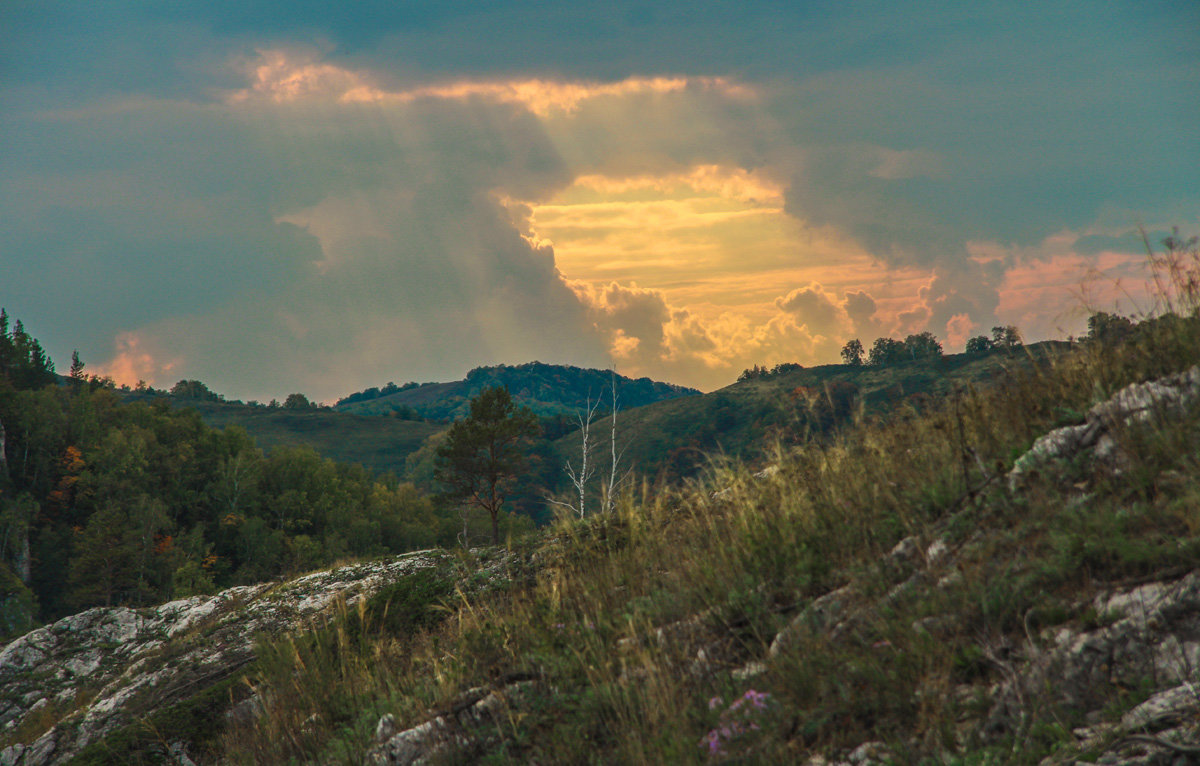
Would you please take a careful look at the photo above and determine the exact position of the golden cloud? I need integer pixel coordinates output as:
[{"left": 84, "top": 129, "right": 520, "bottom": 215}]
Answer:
[
  {"left": 229, "top": 50, "right": 753, "bottom": 117},
  {"left": 93, "top": 331, "right": 179, "bottom": 389}
]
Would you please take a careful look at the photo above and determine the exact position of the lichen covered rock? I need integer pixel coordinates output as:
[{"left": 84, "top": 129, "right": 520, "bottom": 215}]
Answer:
[{"left": 0, "top": 550, "right": 444, "bottom": 765}]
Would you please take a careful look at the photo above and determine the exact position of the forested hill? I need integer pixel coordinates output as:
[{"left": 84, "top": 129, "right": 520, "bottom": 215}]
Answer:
[
  {"left": 553, "top": 340, "right": 1075, "bottom": 483},
  {"left": 334, "top": 362, "right": 699, "bottom": 420},
  {"left": 0, "top": 313, "right": 476, "bottom": 632}
]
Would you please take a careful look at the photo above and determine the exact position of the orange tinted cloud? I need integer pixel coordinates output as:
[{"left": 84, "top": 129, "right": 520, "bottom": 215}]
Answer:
[
  {"left": 225, "top": 48, "right": 1166, "bottom": 391},
  {"left": 572, "top": 165, "right": 785, "bottom": 205},
  {"left": 230, "top": 49, "right": 752, "bottom": 116},
  {"left": 92, "top": 331, "right": 178, "bottom": 389},
  {"left": 996, "top": 249, "right": 1150, "bottom": 339}
]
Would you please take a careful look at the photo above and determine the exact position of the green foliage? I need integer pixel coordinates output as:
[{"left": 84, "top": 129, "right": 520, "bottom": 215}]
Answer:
[
  {"left": 0, "top": 564, "right": 36, "bottom": 639},
  {"left": 0, "top": 310, "right": 56, "bottom": 390},
  {"left": 1086, "top": 312, "right": 1134, "bottom": 343},
  {"left": 352, "top": 565, "right": 454, "bottom": 640},
  {"left": 69, "top": 350, "right": 85, "bottom": 381},
  {"left": 68, "top": 496, "right": 171, "bottom": 608},
  {"left": 738, "top": 362, "right": 804, "bottom": 381},
  {"left": 991, "top": 325, "right": 1023, "bottom": 349},
  {"left": 283, "top": 392, "right": 315, "bottom": 410},
  {"left": 904, "top": 331, "right": 943, "bottom": 360},
  {"left": 868, "top": 336, "right": 908, "bottom": 366},
  {"left": 867, "top": 331, "right": 945, "bottom": 365},
  {"left": 336, "top": 362, "right": 699, "bottom": 420},
  {"left": 0, "top": 352, "right": 459, "bottom": 621},
  {"left": 965, "top": 335, "right": 993, "bottom": 355},
  {"left": 169, "top": 379, "right": 219, "bottom": 401},
  {"left": 171, "top": 559, "right": 216, "bottom": 598},
  {"left": 436, "top": 386, "right": 539, "bottom": 543},
  {"left": 840, "top": 338, "right": 865, "bottom": 366}
]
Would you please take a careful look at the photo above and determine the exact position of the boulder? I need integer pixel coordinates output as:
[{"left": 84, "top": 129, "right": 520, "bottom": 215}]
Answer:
[{"left": 0, "top": 550, "right": 445, "bottom": 765}]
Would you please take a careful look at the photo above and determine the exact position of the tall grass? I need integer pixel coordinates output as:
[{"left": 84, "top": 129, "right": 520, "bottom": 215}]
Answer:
[{"left": 217, "top": 231, "right": 1200, "bottom": 764}]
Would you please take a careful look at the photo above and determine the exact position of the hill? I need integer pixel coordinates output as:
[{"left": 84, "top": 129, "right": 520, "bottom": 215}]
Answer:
[
  {"left": 121, "top": 362, "right": 698, "bottom": 481},
  {"left": 132, "top": 347, "right": 1072, "bottom": 489},
  {"left": 334, "top": 361, "right": 700, "bottom": 420},
  {"left": 7, "top": 314, "right": 1200, "bottom": 764},
  {"left": 119, "top": 395, "right": 442, "bottom": 478},
  {"left": 555, "top": 341, "right": 1074, "bottom": 483}
]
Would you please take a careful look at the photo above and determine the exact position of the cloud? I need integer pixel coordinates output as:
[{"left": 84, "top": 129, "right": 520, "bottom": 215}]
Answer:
[
  {"left": 3, "top": 54, "right": 636, "bottom": 401},
  {"left": 774, "top": 284, "right": 842, "bottom": 336},
  {"left": 92, "top": 331, "right": 179, "bottom": 388},
  {"left": 3, "top": 7, "right": 1195, "bottom": 398},
  {"left": 842, "top": 290, "right": 881, "bottom": 337},
  {"left": 571, "top": 166, "right": 784, "bottom": 206},
  {"left": 228, "top": 49, "right": 752, "bottom": 117},
  {"left": 572, "top": 277, "right": 889, "bottom": 387},
  {"left": 945, "top": 313, "right": 978, "bottom": 349},
  {"left": 884, "top": 259, "right": 1005, "bottom": 345}
]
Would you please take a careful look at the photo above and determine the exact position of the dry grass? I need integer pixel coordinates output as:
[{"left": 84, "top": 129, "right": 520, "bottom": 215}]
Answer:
[{"left": 214, "top": 232, "right": 1200, "bottom": 764}]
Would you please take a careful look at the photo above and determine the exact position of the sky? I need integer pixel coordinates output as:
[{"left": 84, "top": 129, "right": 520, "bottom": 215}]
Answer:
[{"left": 2, "top": 1, "right": 1197, "bottom": 402}]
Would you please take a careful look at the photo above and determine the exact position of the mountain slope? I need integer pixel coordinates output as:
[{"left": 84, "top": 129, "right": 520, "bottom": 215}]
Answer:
[
  {"left": 554, "top": 342, "right": 1073, "bottom": 482},
  {"left": 117, "top": 396, "right": 443, "bottom": 478},
  {"left": 334, "top": 362, "right": 699, "bottom": 420},
  {"left": 174, "top": 400, "right": 440, "bottom": 477},
  {"left": 6, "top": 318, "right": 1200, "bottom": 765}
]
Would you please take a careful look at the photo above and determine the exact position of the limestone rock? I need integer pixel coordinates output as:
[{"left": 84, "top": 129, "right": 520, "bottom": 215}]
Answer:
[
  {"left": 0, "top": 550, "right": 445, "bottom": 765},
  {"left": 1008, "top": 365, "right": 1200, "bottom": 487},
  {"left": 368, "top": 682, "right": 530, "bottom": 765},
  {"left": 984, "top": 572, "right": 1200, "bottom": 748}
]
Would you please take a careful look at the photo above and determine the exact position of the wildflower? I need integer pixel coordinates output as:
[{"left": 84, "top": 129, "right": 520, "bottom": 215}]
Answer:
[
  {"left": 742, "top": 689, "right": 770, "bottom": 709},
  {"left": 701, "top": 730, "right": 723, "bottom": 755},
  {"left": 699, "top": 689, "right": 774, "bottom": 758}
]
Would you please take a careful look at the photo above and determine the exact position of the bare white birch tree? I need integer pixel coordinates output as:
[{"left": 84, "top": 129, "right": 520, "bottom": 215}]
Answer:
[
  {"left": 601, "top": 369, "right": 633, "bottom": 514},
  {"left": 548, "top": 393, "right": 601, "bottom": 518}
]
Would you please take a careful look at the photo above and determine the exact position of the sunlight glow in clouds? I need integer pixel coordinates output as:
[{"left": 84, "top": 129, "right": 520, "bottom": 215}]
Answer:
[
  {"left": 232, "top": 49, "right": 753, "bottom": 116},
  {"left": 6, "top": 6, "right": 1190, "bottom": 403},
  {"left": 96, "top": 332, "right": 179, "bottom": 389}
]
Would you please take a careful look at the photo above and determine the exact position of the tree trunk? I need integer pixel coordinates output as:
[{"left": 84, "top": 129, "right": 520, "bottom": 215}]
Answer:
[
  {"left": 15, "top": 533, "right": 30, "bottom": 584},
  {"left": 0, "top": 415, "right": 8, "bottom": 485},
  {"left": 489, "top": 477, "right": 501, "bottom": 544}
]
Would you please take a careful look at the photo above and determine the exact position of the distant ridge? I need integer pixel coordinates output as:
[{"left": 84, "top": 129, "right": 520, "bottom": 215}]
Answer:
[{"left": 335, "top": 362, "right": 700, "bottom": 420}]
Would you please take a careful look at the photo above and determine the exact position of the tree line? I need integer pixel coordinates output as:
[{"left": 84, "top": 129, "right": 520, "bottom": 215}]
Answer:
[
  {"left": 839, "top": 326, "right": 1023, "bottom": 367},
  {"left": 0, "top": 313, "right": 516, "bottom": 630}
]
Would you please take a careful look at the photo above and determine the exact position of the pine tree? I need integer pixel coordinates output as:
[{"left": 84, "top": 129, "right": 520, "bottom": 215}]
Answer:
[
  {"left": 69, "top": 350, "right": 85, "bottom": 380},
  {"left": 435, "top": 386, "right": 538, "bottom": 544}
]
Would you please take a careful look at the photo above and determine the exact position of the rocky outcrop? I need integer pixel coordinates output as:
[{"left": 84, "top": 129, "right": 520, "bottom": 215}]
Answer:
[
  {"left": 0, "top": 550, "right": 445, "bottom": 765},
  {"left": 1008, "top": 365, "right": 1200, "bottom": 487},
  {"left": 367, "top": 681, "right": 533, "bottom": 765},
  {"left": 756, "top": 549, "right": 1200, "bottom": 764},
  {"left": 988, "top": 573, "right": 1200, "bottom": 764}
]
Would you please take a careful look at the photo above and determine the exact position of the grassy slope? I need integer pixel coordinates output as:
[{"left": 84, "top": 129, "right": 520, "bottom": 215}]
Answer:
[
  {"left": 338, "top": 381, "right": 459, "bottom": 415},
  {"left": 204, "top": 312, "right": 1200, "bottom": 764},
  {"left": 140, "top": 345, "right": 1067, "bottom": 487},
  {"left": 166, "top": 400, "right": 440, "bottom": 477},
  {"left": 556, "top": 342, "right": 1073, "bottom": 482}
]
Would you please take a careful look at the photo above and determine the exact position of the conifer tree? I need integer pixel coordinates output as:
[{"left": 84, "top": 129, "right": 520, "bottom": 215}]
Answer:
[
  {"left": 435, "top": 386, "right": 538, "bottom": 544},
  {"left": 69, "top": 350, "right": 85, "bottom": 381}
]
